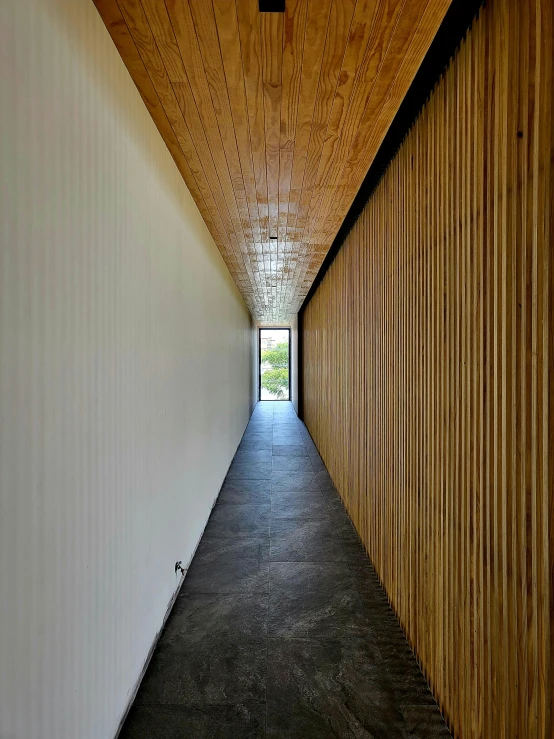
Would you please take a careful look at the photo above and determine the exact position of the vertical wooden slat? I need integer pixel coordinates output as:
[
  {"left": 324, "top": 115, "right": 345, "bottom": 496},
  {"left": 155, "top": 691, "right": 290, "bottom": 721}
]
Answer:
[{"left": 301, "top": 0, "right": 553, "bottom": 735}]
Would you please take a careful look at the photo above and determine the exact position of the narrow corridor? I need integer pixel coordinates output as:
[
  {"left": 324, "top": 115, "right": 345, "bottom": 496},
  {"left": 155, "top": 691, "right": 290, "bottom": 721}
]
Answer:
[{"left": 120, "top": 402, "right": 450, "bottom": 738}]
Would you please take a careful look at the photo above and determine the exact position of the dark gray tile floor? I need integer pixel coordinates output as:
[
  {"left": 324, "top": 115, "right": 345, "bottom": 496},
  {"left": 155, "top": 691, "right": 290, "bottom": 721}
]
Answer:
[{"left": 120, "top": 401, "right": 450, "bottom": 738}]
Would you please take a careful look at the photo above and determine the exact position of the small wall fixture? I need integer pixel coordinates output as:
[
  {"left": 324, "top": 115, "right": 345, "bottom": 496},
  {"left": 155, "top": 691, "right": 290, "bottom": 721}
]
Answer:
[{"left": 259, "top": 1, "right": 285, "bottom": 11}]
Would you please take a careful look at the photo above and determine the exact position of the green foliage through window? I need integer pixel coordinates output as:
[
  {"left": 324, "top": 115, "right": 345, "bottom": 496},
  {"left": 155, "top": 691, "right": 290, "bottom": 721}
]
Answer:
[{"left": 261, "top": 341, "right": 289, "bottom": 399}]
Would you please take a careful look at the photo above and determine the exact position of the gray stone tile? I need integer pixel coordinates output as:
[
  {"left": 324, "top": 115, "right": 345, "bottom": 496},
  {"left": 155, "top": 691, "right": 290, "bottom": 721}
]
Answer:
[
  {"left": 238, "top": 438, "right": 273, "bottom": 451},
  {"left": 270, "top": 489, "right": 328, "bottom": 505},
  {"left": 347, "top": 561, "right": 387, "bottom": 595},
  {"left": 271, "top": 456, "right": 314, "bottom": 473},
  {"left": 271, "top": 470, "right": 320, "bottom": 491},
  {"left": 120, "top": 704, "right": 265, "bottom": 739},
  {"left": 193, "top": 537, "right": 269, "bottom": 564},
  {"left": 270, "top": 498, "right": 331, "bottom": 520},
  {"left": 267, "top": 638, "right": 408, "bottom": 739},
  {"left": 402, "top": 705, "right": 452, "bottom": 737},
  {"left": 272, "top": 434, "right": 305, "bottom": 446},
  {"left": 340, "top": 538, "right": 371, "bottom": 566},
  {"left": 166, "top": 594, "right": 268, "bottom": 644},
  {"left": 313, "top": 469, "right": 337, "bottom": 491},
  {"left": 269, "top": 561, "right": 355, "bottom": 592},
  {"left": 225, "top": 461, "right": 271, "bottom": 481},
  {"left": 219, "top": 478, "right": 270, "bottom": 503},
  {"left": 270, "top": 519, "right": 346, "bottom": 562},
  {"left": 272, "top": 444, "right": 309, "bottom": 457},
  {"left": 233, "top": 449, "right": 272, "bottom": 465},
  {"left": 217, "top": 485, "right": 270, "bottom": 506},
  {"left": 204, "top": 504, "right": 270, "bottom": 538},
  {"left": 268, "top": 589, "right": 374, "bottom": 638},
  {"left": 183, "top": 557, "right": 269, "bottom": 594},
  {"left": 136, "top": 638, "right": 266, "bottom": 706}
]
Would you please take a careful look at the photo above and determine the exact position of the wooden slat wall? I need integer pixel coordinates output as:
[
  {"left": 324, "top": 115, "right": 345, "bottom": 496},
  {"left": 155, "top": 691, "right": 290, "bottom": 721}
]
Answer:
[{"left": 301, "top": 1, "right": 553, "bottom": 736}]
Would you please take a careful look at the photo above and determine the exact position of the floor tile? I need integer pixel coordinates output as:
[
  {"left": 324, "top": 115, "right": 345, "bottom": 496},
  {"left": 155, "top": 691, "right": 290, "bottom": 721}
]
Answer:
[
  {"left": 268, "top": 589, "right": 373, "bottom": 638},
  {"left": 204, "top": 504, "right": 270, "bottom": 538},
  {"left": 217, "top": 485, "right": 271, "bottom": 505},
  {"left": 271, "top": 456, "right": 314, "bottom": 473},
  {"left": 272, "top": 444, "right": 309, "bottom": 457},
  {"left": 193, "top": 537, "right": 269, "bottom": 564},
  {"left": 271, "top": 470, "right": 321, "bottom": 491},
  {"left": 183, "top": 557, "right": 269, "bottom": 594},
  {"left": 270, "top": 498, "right": 331, "bottom": 520},
  {"left": 225, "top": 462, "right": 271, "bottom": 481},
  {"left": 136, "top": 637, "right": 267, "bottom": 705},
  {"left": 403, "top": 705, "right": 452, "bottom": 737},
  {"left": 232, "top": 449, "right": 272, "bottom": 464},
  {"left": 267, "top": 638, "right": 408, "bottom": 739},
  {"left": 120, "top": 704, "right": 265, "bottom": 739},
  {"left": 269, "top": 561, "right": 354, "bottom": 592},
  {"left": 238, "top": 438, "right": 273, "bottom": 451},
  {"left": 270, "top": 519, "right": 346, "bottom": 562},
  {"left": 165, "top": 594, "right": 268, "bottom": 644}
]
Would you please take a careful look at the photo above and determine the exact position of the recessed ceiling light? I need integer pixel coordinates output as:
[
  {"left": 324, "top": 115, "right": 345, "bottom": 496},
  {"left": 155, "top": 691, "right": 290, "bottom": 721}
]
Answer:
[{"left": 259, "top": 1, "right": 285, "bottom": 11}]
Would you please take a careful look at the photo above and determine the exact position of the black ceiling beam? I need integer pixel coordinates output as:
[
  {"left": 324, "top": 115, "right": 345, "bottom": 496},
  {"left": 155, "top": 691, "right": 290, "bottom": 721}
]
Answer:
[{"left": 299, "top": 0, "right": 484, "bottom": 315}]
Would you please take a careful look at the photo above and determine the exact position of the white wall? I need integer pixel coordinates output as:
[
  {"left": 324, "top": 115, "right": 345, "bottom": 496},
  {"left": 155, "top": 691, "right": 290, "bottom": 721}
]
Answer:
[{"left": 0, "top": 1, "right": 253, "bottom": 737}]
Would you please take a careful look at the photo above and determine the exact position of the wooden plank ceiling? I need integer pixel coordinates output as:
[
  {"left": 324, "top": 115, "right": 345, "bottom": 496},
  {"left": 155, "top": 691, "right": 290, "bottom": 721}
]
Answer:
[{"left": 94, "top": 0, "right": 451, "bottom": 321}]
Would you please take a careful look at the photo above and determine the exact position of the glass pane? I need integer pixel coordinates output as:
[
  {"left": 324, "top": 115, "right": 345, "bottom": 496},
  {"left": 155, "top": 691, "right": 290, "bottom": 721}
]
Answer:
[{"left": 260, "top": 329, "right": 289, "bottom": 400}]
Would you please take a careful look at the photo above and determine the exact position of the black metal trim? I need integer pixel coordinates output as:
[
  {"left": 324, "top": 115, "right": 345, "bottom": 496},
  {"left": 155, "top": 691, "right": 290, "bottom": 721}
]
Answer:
[
  {"left": 258, "top": 327, "right": 291, "bottom": 401},
  {"left": 299, "top": 0, "right": 484, "bottom": 315},
  {"left": 297, "top": 311, "right": 304, "bottom": 419}
]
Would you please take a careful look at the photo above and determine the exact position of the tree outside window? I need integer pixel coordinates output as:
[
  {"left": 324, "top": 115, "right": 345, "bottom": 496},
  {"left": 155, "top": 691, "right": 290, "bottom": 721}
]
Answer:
[{"left": 261, "top": 341, "right": 289, "bottom": 399}]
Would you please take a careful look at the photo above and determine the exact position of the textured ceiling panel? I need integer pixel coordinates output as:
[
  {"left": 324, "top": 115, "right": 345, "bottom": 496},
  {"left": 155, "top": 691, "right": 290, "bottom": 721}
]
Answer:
[{"left": 94, "top": 0, "right": 450, "bottom": 321}]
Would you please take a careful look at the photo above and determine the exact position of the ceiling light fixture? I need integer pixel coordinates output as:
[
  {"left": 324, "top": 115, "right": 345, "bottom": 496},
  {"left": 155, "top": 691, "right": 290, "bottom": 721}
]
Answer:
[{"left": 259, "top": 1, "right": 285, "bottom": 12}]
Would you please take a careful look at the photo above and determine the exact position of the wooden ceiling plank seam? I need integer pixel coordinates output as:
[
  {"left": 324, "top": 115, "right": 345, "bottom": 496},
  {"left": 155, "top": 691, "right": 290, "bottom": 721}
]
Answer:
[
  {"left": 188, "top": 0, "right": 267, "bottom": 311},
  {"left": 301, "top": 0, "right": 407, "bottom": 248},
  {"left": 283, "top": 0, "right": 357, "bottom": 310},
  {"left": 140, "top": 0, "right": 262, "bottom": 305},
  {"left": 211, "top": 0, "right": 263, "bottom": 248},
  {"left": 235, "top": 0, "right": 272, "bottom": 314},
  {"left": 292, "top": 0, "right": 411, "bottom": 299},
  {"left": 280, "top": 0, "right": 350, "bottom": 312},
  {"left": 92, "top": 0, "right": 225, "bottom": 255},
  {"left": 120, "top": 0, "right": 244, "bottom": 256},
  {"left": 161, "top": 0, "right": 252, "bottom": 243},
  {"left": 281, "top": 0, "right": 334, "bottom": 307},
  {"left": 276, "top": 0, "right": 309, "bottom": 316},
  {"left": 109, "top": 0, "right": 247, "bottom": 281},
  {"left": 260, "top": 8, "right": 284, "bottom": 312},
  {"left": 311, "top": 0, "right": 443, "bottom": 245},
  {"left": 277, "top": 0, "right": 307, "bottom": 311},
  {"left": 320, "top": 0, "right": 450, "bottom": 243},
  {"left": 279, "top": 4, "right": 333, "bottom": 312},
  {"left": 300, "top": 0, "right": 383, "bottom": 230},
  {"left": 160, "top": 0, "right": 262, "bottom": 303},
  {"left": 284, "top": 0, "right": 361, "bottom": 307},
  {"left": 155, "top": 1, "right": 262, "bottom": 308},
  {"left": 188, "top": 0, "right": 261, "bottom": 253}
]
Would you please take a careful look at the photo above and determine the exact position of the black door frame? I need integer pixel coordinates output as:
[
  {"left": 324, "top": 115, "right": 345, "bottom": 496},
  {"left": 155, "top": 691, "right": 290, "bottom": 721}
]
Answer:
[{"left": 258, "top": 327, "right": 291, "bottom": 401}]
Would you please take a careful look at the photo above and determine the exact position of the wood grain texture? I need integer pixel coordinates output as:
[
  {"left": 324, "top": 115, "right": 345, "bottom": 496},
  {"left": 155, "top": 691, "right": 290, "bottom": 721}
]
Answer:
[
  {"left": 301, "top": 1, "right": 553, "bottom": 736},
  {"left": 92, "top": 0, "right": 450, "bottom": 321}
]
